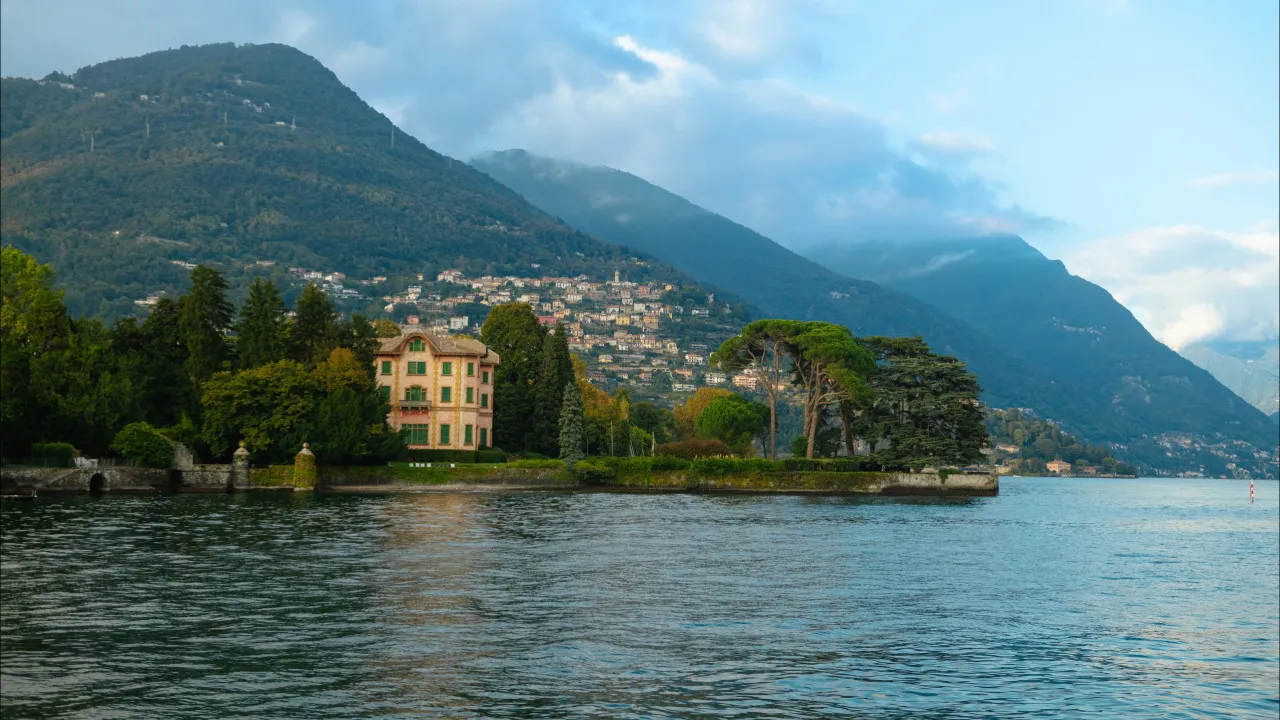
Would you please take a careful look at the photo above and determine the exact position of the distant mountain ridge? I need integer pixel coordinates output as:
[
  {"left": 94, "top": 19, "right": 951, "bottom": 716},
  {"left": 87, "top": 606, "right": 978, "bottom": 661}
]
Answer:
[
  {"left": 802, "top": 237, "right": 1277, "bottom": 454},
  {"left": 473, "top": 150, "right": 1064, "bottom": 415},
  {"left": 472, "top": 150, "right": 1277, "bottom": 470},
  {"left": 1181, "top": 341, "right": 1279, "bottom": 417},
  {"left": 0, "top": 43, "right": 707, "bottom": 317}
]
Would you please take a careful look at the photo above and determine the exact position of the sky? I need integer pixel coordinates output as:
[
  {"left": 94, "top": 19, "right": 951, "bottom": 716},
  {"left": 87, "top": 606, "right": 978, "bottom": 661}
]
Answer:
[{"left": 1, "top": 0, "right": 1277, "bottom": 351}]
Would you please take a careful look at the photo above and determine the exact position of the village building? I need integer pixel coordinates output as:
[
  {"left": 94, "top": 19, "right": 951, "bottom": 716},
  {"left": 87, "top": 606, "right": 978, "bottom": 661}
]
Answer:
[
  {"left": 1045, "top": 459, "right": 1072, "bottom": 474},
  {"left": 374, "top": 328, "right": 500, "bottom": 451}
]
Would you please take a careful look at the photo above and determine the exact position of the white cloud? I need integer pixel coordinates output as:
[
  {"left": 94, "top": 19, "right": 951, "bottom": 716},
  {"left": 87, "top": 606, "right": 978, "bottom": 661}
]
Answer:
[
  {"left": 1064, "top": 222, "right": 1280, "bottom": 350},
  {"left": 1187, "top": 170, "right": 1280, "bottom": 189},
  {"left": 272, "top": 8, "right": 316, "bottom": 47},
  {"left": 916, "top": 130, "right": 994, "bottom": 155}
]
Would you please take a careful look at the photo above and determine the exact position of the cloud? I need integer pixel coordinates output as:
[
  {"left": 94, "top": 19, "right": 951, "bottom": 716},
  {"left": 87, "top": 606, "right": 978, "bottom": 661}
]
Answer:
[
  {"left": 915, "top": 130, "right": 994, "bottom": 155},
  {"left": 1064, "top": 222, "right": 1280, "bottom": 350},
  {"left": 1187, "top": 170, "right": 1280, "bottom": 189},
  {"left": 0, "top": 0, "right": 1053, "bottom": 247}
]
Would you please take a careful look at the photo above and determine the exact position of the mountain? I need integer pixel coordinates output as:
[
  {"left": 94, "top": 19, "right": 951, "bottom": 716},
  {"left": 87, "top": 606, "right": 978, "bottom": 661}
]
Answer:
[
  {"left": 472, "top": 150, "right": 1066, "bottom": 415},
  {"left": 1181, "top": 340, "right": 1279, "bottom": 417},
  {"left": 471, "top": 151, "right": 1277, "bottom": 473},
  {"left": 0, "top": 43, "right": 703, "bottom": 318},
  {"left": 801, "top": 237, "right": 1277, "bottom": 455}
]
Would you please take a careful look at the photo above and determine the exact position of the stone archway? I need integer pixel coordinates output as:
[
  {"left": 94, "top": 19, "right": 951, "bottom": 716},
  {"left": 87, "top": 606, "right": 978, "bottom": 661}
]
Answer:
[{"left": 88, "top": 473, "right": 106, "bottom": 494}]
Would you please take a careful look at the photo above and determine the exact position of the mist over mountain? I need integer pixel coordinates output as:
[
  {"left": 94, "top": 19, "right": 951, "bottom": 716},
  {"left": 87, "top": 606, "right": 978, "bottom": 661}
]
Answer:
[{"left": 1180, "top": 340, "right": 1279, "bottom": 417}]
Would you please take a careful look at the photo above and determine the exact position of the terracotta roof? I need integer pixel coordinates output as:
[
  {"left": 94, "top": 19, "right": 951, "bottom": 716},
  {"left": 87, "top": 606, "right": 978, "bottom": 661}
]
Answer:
[{"left": 378, "top": 326, "right": 501, "bottom": 364}]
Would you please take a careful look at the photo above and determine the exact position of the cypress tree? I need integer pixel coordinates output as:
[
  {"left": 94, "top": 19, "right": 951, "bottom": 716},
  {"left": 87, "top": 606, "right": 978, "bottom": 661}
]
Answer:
[
  {"left": 177, "top": 265, "right": 233, "bottom": 386},
  {"left": 289, "top": 283, "right": 336, "bottom": 367},
  {"left": 558, "top": 382, "right": 585, "bottom": 469},
  {"left": 235, "top": 278, "right": 287, "bottom": 369},
  {"left": 480, "top": 303, "right": 545, "bottom": 452},
  {"left": 530, "top": 323, "right": 574, "bottom": 455}
]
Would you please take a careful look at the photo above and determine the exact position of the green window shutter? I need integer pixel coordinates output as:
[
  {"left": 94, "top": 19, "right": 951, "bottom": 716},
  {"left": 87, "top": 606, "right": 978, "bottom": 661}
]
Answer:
[
  {"left": 381, "top": 361, "right": 391, "bottom": 375},
  {"left": 480, "top": 393, "right": 488, "bottom": 408},
  {"left": 379, "top": 385, "right": 390, "bottom": 401},
  {"left": 466, "top": 387, "right": 474, "bottom": 403},
  {"left": 465, "top": 425, "right": 473, "bottom": 445},
  {"left": 441, "top": 387, "right": 451, "bottom": 403},
  {"left": 482, "top": 371, "right": 489, "bottom": 384},
  {"left": 479, "top": 428, "right": 487, "bottom": 448},
  {"left": 467, "top": 362, "right": 474, "bottom": 377},
  {"left": 409, "top": 338, "right": 425, "bottom": 352},
  {"left": 442, "top": 361, "right": 452, "bottom": 376},
  {"left": 440, "top": 424, "right": 450, "bottom": 445}
]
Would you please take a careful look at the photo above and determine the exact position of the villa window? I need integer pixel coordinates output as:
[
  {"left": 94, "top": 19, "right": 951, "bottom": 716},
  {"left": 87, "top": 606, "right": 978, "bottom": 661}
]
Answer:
[
  {"left": 409, "top": 338, "right": 426, "bottom": 352},
  {"left": 405, "top": 386, "right": 427, "bottom": 402},
  {"left": 404, "top": 423, "right": 430, "bottom": 445},
  {"left": 466, "top": 387, "right": 474, "bottom": 404},
  {"left": 407, "top": 361, "right": 427, "bottom": 375},
  {"left": 380, "top": 361, "right": 392, "bottom": 375},
  {"left": 467, "top": 362, "right": 475, "bottom": 377},
  {"left": 441, "top": 387, "right": 452, "bottom": 403},
  {"left": 482, "top": 370, "right": 489, "bottom": 384},
  {"left": 464, "top": 424, "right": 473, "bottom": 446},
  {"left": 479, "top": 427, "right": 488, "bottom": 448},
  {"left": 378, "top": 385, "right": 390, "bottom": 402},
  {"left": 440, "top": 424, "right": 451, "bottom": 445},
  {"left": 480, "top": 393, "right": 488, "bottom": 409},
  {"left": 441, "top": 361, "right": 452, "bottom": 376}
]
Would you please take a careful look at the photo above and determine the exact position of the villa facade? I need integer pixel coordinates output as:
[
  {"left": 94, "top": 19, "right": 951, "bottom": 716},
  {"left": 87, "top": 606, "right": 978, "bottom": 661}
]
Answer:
[{"left": 374, "top": 328, "right": 501, "bottom": 450}]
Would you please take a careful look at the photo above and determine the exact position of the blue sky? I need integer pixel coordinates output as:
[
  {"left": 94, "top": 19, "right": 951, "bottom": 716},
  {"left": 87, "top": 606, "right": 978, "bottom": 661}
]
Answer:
[{"left": 2, "top": 0, "right": 1276, "bottom": 349}]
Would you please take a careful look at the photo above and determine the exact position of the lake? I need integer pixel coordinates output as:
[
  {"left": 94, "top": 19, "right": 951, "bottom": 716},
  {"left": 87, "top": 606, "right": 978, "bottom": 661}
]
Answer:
[{"left": 1, "top": 477, "right": 1276, "bottom": 719}]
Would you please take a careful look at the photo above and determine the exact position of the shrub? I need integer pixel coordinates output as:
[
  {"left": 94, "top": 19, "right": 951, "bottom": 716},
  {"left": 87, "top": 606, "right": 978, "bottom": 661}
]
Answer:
[
  {"left": 506, "top": 458, "right": 564, "bottom": 469},
  {"left": 783, "top": 456, "right": 888, "bottom": 472},
  {"left": 477, "top": 449, "right": 509, "bottom": 464},
  {"left": 29, "top": 442, "right": 78, "bottom": 466},
  {"left": 403, "top": 449, "right": 506, "bottom": 464},
  {"left": 110, "top": 423, "right": 175, "bottom": 468},
  {"left": 655, "top": 438, "right": 734, "bottom": 460},
  {"left": 689, "top": 457, "right": 780, "bottom": 477},
  {"left": 573, "top": 459, "right": 616, "bottom": 483}
]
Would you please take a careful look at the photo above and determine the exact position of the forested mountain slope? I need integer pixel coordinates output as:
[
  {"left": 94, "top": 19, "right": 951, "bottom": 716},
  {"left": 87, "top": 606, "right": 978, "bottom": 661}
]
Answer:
[
  {"left": 471, "top": 151, "right": 1277, "bottom": 470},
  {"left": 0, "top": 43, "right": 701, "bottom": 317},
  {"left": 806, "top": 237, "right": 1278, "bottom": 453},
  {"left": 472, "top": 151, "right": 1064, "bottom": 415}
]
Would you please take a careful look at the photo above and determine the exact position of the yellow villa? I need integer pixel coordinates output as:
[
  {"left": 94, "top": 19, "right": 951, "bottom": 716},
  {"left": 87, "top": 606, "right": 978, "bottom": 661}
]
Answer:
[{"left": 374, "top": 328, "right": 500, "bottom": 450}]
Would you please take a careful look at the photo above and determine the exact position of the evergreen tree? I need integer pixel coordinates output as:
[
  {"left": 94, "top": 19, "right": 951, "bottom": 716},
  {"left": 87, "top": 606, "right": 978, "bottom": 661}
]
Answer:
[
  {"left": 235, "top": 278, "right": 287, "bottom": 369},
  {"left": 557, "top": 382, "right": 585, "bottom": 469},
  {"left": 335, "top": 313, "right": 380, "bottom": 383},
  {"left": 177, "top": 265, "right": 233, "bottom": 386},
  {"left": 530, "top": 323, "right": 574, "bottom": 455},
  {"left": 480, "top": 303, "right": 546, "bottom": 452},
  {"left": 288, "top": 283, "right": 336, "bottom": 367}
]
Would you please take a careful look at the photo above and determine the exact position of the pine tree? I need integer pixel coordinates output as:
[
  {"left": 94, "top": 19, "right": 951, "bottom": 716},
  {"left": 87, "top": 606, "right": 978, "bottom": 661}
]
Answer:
[
  {"left": 558, "top": 382, "right": 585, "bottom": 469},
  {"left": 288, "top": 283, "right": 336, "bottom": 367},
  {"left": 177, "top": 265, "right": 233, "bottom": 386},
  {"left": 235, "top": 278, "right": 286, "bottom": 369}
]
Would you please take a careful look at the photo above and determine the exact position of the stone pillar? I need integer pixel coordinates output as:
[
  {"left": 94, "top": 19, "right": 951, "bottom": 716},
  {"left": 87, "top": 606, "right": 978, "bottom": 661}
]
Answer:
[
  {"left": 231, "top": 441, "right": 251, "bottom": 491},
  {"left": 294, "top": 443, "right": 317, "bottom": 489}
]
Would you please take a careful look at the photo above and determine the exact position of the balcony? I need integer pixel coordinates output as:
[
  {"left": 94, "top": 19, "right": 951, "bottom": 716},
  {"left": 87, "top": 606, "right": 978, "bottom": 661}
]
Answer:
[{"left": 398, "top": 399, "right": 432, "bottom": 410}]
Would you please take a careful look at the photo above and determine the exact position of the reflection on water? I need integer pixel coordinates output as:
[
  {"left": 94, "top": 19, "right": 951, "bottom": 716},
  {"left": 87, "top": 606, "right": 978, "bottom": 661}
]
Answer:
[{"left": 2, "top": 478, "right": 1277, "bottom": 719}]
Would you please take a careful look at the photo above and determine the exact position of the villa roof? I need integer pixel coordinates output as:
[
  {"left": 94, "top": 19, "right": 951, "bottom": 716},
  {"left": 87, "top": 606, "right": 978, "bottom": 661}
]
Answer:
[{"left": 378, "top": 327, "right": 501, "bottom": 364}]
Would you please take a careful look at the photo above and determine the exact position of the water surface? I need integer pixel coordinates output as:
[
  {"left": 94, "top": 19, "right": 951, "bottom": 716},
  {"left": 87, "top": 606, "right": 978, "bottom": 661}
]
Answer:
[{"left": 2, "top": 477, "right": 1277, "bottom": 718}]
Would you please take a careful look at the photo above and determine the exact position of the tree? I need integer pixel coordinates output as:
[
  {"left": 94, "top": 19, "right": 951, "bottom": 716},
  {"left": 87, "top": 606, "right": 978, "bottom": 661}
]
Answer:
[
  {"left": 530, "top": 323, "right": 574, "bottom": 455},
  {"left": 312, "top": 347, "right": 370, "bottom": 393},
  {"left": 1, "top": 247, "right": 71, "bottom": 456},
  {"left": 853, "top": 336, "right": 987, "bottom": 468},
  {"left": 631, "top": 402, "right": 675, "bottom": 444},
  {"left": 695, "top": 394, "right": 769, "bottom": 456},
  {"left": 373, "top": 318, "right": 401, "bottom": 338},
  {"left": 178, "top": 265, "right": 234, "bottom": 385},
  {"left": 200, "top": 360, "right": 319, "bottom": 462},
  {"left": 557, "top": 383, "right": 585, "bottom": 469},
  {"left": 110, "top": 422, "right": 175, "bottom": 468},
  {"left": 672, "top": 387, "right": 735, "bottom": 440},
  {"left": 304, "top": 386, "right": 405, "bottom": 466},
  {"left": 235, "top": 278, "right": 286, "bottom": 369},
  {"left": 790, "top": 322, "right": 875, "bottom": 458},
  {"left": 480, "top": 303, "right": 546, "bottom": 451},
  {"left": 288, "top": 283, "right": 337, "bottom": 367},
  {"left": 715, "top": 319, "right": 804, "bottom": 458},
  {"left": 335, "top": 313, "right": 380, "bottom": 383}
]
